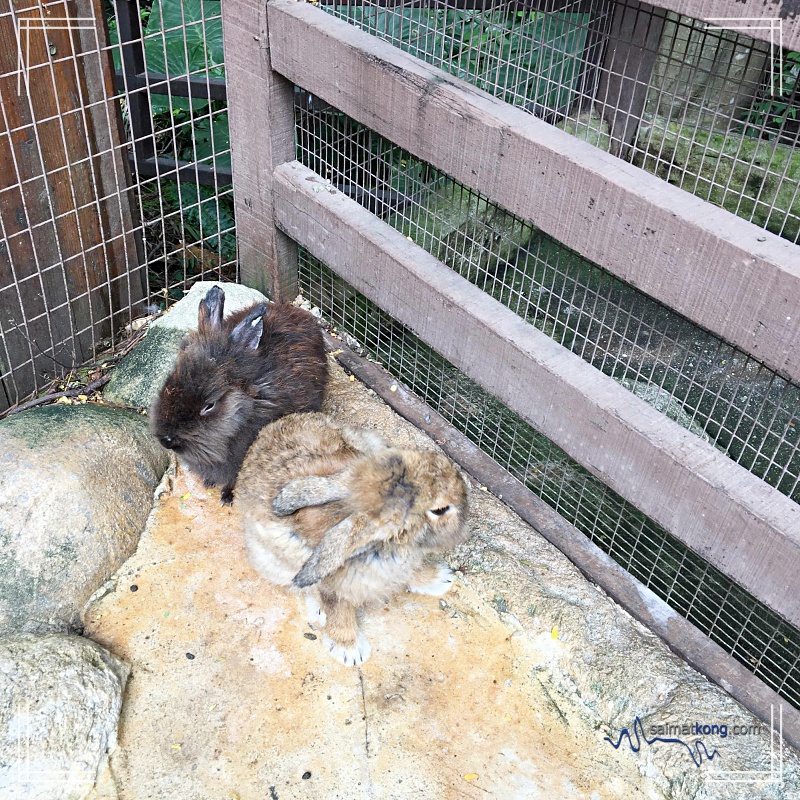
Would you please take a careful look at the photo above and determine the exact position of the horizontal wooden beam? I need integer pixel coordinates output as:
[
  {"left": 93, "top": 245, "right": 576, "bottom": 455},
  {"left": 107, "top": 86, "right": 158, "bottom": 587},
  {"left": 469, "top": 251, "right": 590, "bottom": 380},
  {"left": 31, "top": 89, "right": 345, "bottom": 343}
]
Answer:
[
  {"left": 649, "top": 0, "right": 799, "bottom": 52},
  {"left": 114, "top": 71, "right": 227, "bottom": 102},
  {"left": 274, "top": 160, "right": 800, "bottom": 629},
  {"left": 128, "top": 155, "right": 232, "bottom": 187},
  {"left": 268, "top": 0, "right": 800, "bottom": 383}
]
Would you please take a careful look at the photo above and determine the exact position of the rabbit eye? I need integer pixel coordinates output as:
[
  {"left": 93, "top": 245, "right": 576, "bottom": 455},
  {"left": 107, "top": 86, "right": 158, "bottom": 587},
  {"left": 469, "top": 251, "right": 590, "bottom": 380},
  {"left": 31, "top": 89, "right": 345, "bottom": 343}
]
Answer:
[
  {"left": 429, "top": 506, "right": 451, "bottom": 517},
  {"left": 200, "top": 401, "right": 217, "bottom": 417}
]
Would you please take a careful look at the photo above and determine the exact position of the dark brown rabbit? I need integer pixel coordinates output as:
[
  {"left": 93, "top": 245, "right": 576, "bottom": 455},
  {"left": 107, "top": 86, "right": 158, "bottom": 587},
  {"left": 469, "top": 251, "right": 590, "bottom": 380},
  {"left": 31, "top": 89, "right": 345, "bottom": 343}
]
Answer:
[{"left": 150, "top": 285, "right": 328, "bottom": 504}]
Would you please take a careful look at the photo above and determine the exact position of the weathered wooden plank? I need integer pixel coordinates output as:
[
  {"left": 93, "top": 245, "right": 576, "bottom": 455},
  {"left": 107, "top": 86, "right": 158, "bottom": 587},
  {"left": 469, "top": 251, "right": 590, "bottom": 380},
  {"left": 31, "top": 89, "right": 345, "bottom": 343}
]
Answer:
[
  {"left": 274, "top": 160, "right": 800, "bottom": 629},
  {"left": 268, "top": 0, "right": 800, "bottom": 384},
  {"left": 221, "top": 0, "right": 297, "bottom": 299},
  {"left": 330, "top": 335, "right": 800, "bottom": 753},
  {"left": 0, "top": 0, "right": 140, "bottom": 407},
  {"left": 646, "top": 0, "right": 799, "bottom": 52},
  {"left": 0, "top": 1, "right": 82, "bottom": 396},
  {"left": 596, "top": 0, "right": 666, "bottom": 156}
]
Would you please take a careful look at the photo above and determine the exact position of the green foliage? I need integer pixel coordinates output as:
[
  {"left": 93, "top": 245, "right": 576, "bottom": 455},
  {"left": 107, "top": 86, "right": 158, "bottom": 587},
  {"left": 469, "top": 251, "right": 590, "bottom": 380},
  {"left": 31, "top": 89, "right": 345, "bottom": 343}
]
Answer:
[
  {"left": 746, "top": 50, "right": 800, "bottom": 140},
  {"left": 106, "top": 0, "right": 234, "bottom": 301},
  {"left": 343, "top": 7, "right": 589, "bottom": 111},
  {"left": 144, "top": 0, "right": 224, "bottom": 112},
  {"left": 162, "top": 181, "right": 236, "bottom": 259},
  {"left": 635, "top": 118, "right": 800, "bottom": 242}
]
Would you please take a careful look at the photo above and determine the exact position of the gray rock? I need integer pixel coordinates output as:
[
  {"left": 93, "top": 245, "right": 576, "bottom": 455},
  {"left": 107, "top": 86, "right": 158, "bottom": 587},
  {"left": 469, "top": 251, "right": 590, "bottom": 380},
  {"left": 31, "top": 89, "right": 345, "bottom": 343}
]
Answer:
[
  {"left": 104, "top": 281, "right": 268, "bottom": 409},
  {"left": 0, "top": 404, "right": 169, "bottom": 634},
  {"left": 0, "top": 633, "right": 128, "bottom": 799}
]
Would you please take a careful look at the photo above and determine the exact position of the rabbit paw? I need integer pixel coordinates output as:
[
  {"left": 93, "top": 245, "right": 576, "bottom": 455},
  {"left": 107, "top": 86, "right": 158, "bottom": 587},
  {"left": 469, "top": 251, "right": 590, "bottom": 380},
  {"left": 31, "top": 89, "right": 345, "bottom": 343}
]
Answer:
[
  {"left": 408, "top": 566, "right": 455, "bottom": 597},
  {"left": 219, "top": 485, "right": 234, "bottom": 506},
  {"left": 323, "top": 630, "right": 371, "bottom": 667},
  {"left": 304, "top": 592, "right": 327, "bottom": 628}
]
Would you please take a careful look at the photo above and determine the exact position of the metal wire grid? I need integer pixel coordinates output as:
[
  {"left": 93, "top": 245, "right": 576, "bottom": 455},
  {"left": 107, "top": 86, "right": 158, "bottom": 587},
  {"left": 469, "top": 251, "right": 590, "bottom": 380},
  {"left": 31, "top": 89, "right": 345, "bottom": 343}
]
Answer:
[
  {"left": 0, "top": 0, "right": 141, "bottom": 408},
  {"left": 0, "top": 0, "right": 234, "bottom": 408},
  {"left": 294, "top": 102, "right": 800, "bottom": 504},
  {"left": 106, "top": 0, "right": 236, "bottom": 301},
  {"left": 297, "top": 248, "right": 800, "bottom": 710},
  {"left": 321, "top": 0, "right": 800, "bottom": 244}
]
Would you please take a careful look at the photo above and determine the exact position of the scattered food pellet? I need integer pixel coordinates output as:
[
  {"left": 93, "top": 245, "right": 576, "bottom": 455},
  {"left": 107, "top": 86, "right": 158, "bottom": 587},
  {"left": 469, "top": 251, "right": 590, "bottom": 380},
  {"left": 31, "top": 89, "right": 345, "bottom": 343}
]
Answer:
[
  {"left": 390, "top": 384, "right": 397, "bottom": 392},
  {"left": 130, "top": 585, "right": 138, "bottom": 592},
  {"left": 77, "top": 394, "right": 88, "bottom": 402},
  {"left": 171, "top": 744, "right": 182, "bottom": 750},
  {"left": 302, "top": 771, "right": 312, "bottom": 780},
  {"left": 180, "top": 492, "right": 191, "bottom": 500},
  {"left": 349, "top": 375, "right": 355, "bottom": 382},
  {"left": 464, "top": 774, "right": 479, "bottom": 781},
  {"left": 551, "top": 625, "right": 559, "bottom": 640},
  {"left": 303, "top": 632, "right": 317, "bottom": 640},
  {"left": 186, "top": 653, "right": 195, "bottom": 660}
]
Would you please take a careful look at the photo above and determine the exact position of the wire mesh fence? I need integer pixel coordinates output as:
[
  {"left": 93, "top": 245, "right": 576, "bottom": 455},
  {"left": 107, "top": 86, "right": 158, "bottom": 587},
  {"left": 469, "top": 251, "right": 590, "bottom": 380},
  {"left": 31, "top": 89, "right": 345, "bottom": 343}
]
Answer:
[
  {"left": 321, "top": 0, "right": 800, "bottom": 244},
  {"left": 0, "top": 0, "right": 139, "bottom": 410},
  {"left": 0, "top": 0, "right": 234, "bottom": 410},
  {"left": 297, "top": 247, "right": 800, "bottom": 711},
  {"left": 106, "top": 0, "right": 236, "bottom": 301},
  {"left": 295, "top": 98, "right": 800, "bottom": 505}
]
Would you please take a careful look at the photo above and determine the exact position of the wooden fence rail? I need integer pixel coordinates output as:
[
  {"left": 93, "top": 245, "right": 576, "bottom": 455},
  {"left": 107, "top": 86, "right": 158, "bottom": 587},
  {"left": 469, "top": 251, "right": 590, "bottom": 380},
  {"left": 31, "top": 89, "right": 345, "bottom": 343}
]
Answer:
[
  {"left": 274, "top": 160, "right": 800, "bottom": 631},
  {"left": 267, "top": 0, "right": 800, "bottom": 384}
]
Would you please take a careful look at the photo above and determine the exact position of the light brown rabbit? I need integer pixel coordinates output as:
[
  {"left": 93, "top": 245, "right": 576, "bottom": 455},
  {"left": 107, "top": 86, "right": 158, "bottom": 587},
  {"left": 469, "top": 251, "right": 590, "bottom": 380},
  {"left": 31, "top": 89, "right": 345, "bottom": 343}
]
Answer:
[{"left": 236, "top": 412, "right": 470, "bottom": 666}]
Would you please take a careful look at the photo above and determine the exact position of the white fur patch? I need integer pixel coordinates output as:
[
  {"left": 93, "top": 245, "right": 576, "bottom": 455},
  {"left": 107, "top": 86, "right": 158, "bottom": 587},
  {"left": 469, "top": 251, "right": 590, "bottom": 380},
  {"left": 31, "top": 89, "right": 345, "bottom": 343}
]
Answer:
[
  {"left": 303, "top": 590, "right": 327, "bottom": 628},
  {"left": 323, "top": 630, "right": 371, "bottom": 666},
  {"left": 408, "top": 565, "right": 455, "bottom": 597},
  {"left": 340, "top": 426, "right": 386, "bottom": 454},
  {"left": 243, "top": 519, "right": 312, "bottom": 586}
]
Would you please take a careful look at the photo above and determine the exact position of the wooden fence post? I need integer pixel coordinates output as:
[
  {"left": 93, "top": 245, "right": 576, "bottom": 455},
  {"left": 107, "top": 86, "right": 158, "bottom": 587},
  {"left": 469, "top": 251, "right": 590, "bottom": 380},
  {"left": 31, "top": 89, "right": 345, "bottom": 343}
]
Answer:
[
  {"left": 595, "top": 0, "right": 666, "bottom": 157},
  {"left": 222, "top": 0, "right": 297, "bottom": 300}
]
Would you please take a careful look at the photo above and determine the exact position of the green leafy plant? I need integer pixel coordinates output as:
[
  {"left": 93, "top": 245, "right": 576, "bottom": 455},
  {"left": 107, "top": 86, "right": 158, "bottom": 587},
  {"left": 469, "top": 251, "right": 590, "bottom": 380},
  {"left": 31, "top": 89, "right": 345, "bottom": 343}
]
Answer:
[
  {"left": 107, "top": 0, "right": 234, "bottom": 303},
  {"left": 746, "top": 50, "right": 800, "bottom": 141},
  {"left": 342, "top": 7, "right": 589, "bottom": 111}
]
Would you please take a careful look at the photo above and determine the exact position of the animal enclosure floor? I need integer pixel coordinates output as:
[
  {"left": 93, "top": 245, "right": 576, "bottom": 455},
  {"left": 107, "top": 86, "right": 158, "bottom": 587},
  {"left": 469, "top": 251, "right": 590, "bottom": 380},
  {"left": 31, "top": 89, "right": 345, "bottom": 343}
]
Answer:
[{"left": 83, "top": 366, "right": 799, "bottom": 800}]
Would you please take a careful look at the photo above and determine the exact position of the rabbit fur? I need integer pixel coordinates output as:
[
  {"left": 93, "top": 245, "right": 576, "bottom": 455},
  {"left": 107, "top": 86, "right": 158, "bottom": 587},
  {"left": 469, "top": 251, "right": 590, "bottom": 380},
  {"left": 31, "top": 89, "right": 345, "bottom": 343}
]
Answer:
[
  {"left": 236, "top": 412, "right": 470, "bottom": 666},
  {"left": 150, "top": 285, "right": 328, "bottom": 504}
]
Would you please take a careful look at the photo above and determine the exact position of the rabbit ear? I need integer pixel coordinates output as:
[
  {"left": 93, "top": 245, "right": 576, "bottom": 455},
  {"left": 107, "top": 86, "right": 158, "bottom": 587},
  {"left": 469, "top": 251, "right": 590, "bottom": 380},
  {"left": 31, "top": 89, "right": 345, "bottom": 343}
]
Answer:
[
  {"left": 230, "top": 303, "right": 267, "bottom": 350},
  {"left": 272, "top": 475, "right": 349, "bottom": 516},
  {"left": 198, "top": 285, "right": 225, "bottom": 333},
  {"left": 293, "top": 516, "right": 359, "bottom": 588}
]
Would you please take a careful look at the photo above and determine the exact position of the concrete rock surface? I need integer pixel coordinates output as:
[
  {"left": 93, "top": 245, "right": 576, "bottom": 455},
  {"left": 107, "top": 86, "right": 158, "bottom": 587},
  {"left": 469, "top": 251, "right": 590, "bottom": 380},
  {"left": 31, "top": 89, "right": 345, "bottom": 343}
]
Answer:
[
  {"left": 0, "top": 404, "right": 169, "bottom": 634},
  {"left": 104, "top": 281, "right": 268, "bottom": 409},
  {"left": 0, "top": 633, "right": 129, "bottom": 799},
  {"left": 83, "top": 364, "right": 799, "bottom": 800}
]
